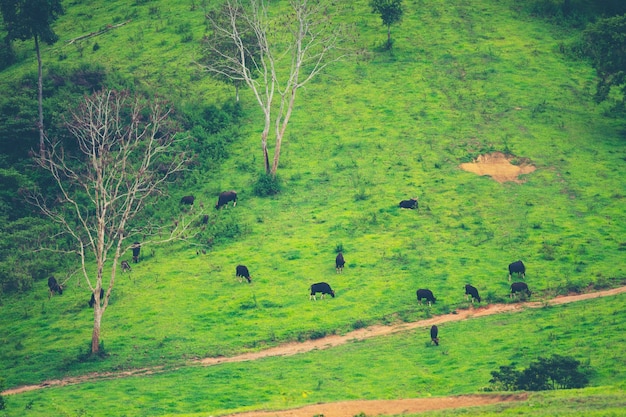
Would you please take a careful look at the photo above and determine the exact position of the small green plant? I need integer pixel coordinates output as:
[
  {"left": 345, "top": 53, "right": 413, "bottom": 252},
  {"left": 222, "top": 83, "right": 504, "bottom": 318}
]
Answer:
[{"left": 253, "top": 173, "right": 281, "bottom": 196}]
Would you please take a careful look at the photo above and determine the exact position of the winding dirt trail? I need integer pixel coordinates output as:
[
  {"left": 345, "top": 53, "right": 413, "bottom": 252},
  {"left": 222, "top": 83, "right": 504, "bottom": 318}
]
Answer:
[{"left": 3, "top": 286, "right": 625, "bottom": 416}]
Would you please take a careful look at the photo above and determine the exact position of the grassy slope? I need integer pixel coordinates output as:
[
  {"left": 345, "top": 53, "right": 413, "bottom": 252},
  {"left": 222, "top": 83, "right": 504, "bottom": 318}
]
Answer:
[
  {"left": 3, "top": 294, "right": 625, "bottom": 416},
  {"left": 1, "top": 0, "right": 626, "bottom": 414}
]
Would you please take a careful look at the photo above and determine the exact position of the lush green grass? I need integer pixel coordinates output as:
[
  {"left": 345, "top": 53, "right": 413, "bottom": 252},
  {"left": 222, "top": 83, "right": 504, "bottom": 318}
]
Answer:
[
  {"left": 1, "top": 0, "right": 626, "bottom": 415},
  {"left": 2, "top": 294, "right": 625, "bottom": 416}
]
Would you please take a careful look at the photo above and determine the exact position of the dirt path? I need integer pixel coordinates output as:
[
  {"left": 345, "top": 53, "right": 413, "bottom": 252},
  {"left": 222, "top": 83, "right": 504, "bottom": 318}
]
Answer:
[
  {"left": 196, "top": 286, "right": 626, "bottom": 367},
  {"left": 3, "top": 286, "right": 625, "bottom": 416},
  {"left": 219, "top": 393, "right": 529, "bottom": 417}
]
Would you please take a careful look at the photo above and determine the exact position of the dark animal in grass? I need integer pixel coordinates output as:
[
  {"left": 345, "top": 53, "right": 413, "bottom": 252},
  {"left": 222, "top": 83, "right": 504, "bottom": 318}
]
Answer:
[
  {"left": 47, "top": 276, "right": 63, "bottom": 299},
  {"left": 180, "top": 195, "right": 195, "bottom": 205},
  {"left": 132, "top": 242, "right": 141, "bottom": 263},
  {"left": 508, "top": 260, "right": 526, "bottom": 281},
  {"left": 416, "top": 288, "right": 436, "bottom": 306},
  {"left": 216, "top": 190, "right": 237, "bottom": 209},
  {"left": 89, "top": 288, "right": 104, "bottom": 308},
  {"left": 399, "top": 198, "right": 418, "bottom": 209},
  {"left": 236, "top": 264, "right": 252, "bottom": 283},
  {"left": 121, "top": 260, "right": 132, "bottom": 273},
  {"left": 430, "top": 325, "right": 439, "bottom": 346},
  {"left": 510, "top": 282, "right": 531, "bottom": 299},
  {"left": 464, "top": 284, "right": 481, "bottom": 303},
  {"left": 309, "top": 282, "right": 335, "bottom": 300},
  {"left": 335, "top": 252, "right": 345, "bottom": 273}
]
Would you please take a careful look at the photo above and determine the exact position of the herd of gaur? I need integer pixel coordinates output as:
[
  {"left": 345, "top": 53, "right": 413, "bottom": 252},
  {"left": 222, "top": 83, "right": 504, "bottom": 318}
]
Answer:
[{"left": 46, "top": 192, "right": 533, "bottom": 345}]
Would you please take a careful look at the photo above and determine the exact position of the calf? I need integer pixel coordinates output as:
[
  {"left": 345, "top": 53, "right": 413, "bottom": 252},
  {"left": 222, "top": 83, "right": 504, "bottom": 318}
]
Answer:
[
  {"left": 510, "top": 282, "right": 531, "bottom": 299},
  {"left": 216, "top": 191, "right": 237, "bottom": 209},
  {"left": 88, "top": 288, "right": 104, "bottom": 308},
  {"left": 47, "top": 276, "right": 63, "bottom": 299},
  {"left": 236, "top": 265, "right": 252, "bottom": 283},
  {"left": 132, "top": 242, "right": 141, "bottom": 263},
  {"left": 430, "top": 325, "right": 439, "bottom": 346},
  {"left": 335, "top": 252, "right": 345, "bottom": 273},
  {"left": 416, "top": 288, "right": 436, "bottom": 305},
  {"left": 180, "top": 195, "right": 195, "bottom": 205},
  {"left": 508, "top": 260, "right": 526, "bottom": 281},
  {"left": 464, "top": 284, "right": 481, "bottom": 303},
  {"left": 309, "top": 282, "right": 335, "bottom": 300},
  {"left": 121, "top": 260, "right": 132, "bottom": 273},
  {"left": 399, "top": 198, "right": 418, "bottom": 209}
]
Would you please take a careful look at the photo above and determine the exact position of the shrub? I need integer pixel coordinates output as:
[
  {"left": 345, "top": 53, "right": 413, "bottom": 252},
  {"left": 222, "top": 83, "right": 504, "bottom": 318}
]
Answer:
[
  {"left": 489, "top": 354, "right": 589, "bottom": 391},
  {"left": 253, "top": 173, "right": 281, "bottom": 196},
  {"left": 0, "top": 377, "right": 5, "bottom": 410}
]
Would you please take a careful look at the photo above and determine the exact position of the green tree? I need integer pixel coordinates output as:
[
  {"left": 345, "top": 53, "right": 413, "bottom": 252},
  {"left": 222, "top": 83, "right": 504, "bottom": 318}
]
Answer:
[
  {"left": 489, "top": 364, "right": 521, "bottom": 391},
  {"left": 370, "top": 0, "right": 403, "bottom": 49},
  {"left": 489, "top": 355, "right": 589, "bottom": 391},
  {"left": 0, "top": 0, "right": 63, "bottom": 155},
  {"left": 583, "top": 14, "right": 626, "bottom": 106}
]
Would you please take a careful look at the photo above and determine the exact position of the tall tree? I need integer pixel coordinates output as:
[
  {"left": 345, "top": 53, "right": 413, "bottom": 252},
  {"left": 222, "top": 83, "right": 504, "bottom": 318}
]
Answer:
[
  {"left": 31, "top": 90, "right": 190, "bottom": 354},
  {"left": 0, "top": 0, "right": 63, "bottom": 155},
  {"left": 583, "top": 14, "right": 626, "bottom": 106},
  {"left": 201, "top": 3, "right": 260, "bottom": 102},
  {"left": 370, "top": 0, "right": 403, "bottom": 49},
  {"left": 200, "top": 0, "right": 351, "bottom": 177}
]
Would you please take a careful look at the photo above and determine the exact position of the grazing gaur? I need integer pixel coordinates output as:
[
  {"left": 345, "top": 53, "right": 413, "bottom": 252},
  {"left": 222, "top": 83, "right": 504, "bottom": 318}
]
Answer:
[
  {"left": 335, "top": 252, "right": 345, "bottom": 273},
  {"left": 47, "top": 276, "right": 63, "bottom": 299},
  {"left": 121, "top": 260, "right": 132, "bottom": 273},
  {"left": 180, "top": 195, "right": 195, "bottom": 205},
  {"left": 464, "top": 284, "right": 481, "bottom": 303},
  {"left": 216, "top": 190, "right": 237, "bottom": 209},
  {"left": 236, "top": 264, "right": 252, "bottom": 283},
  {"left": 416, "top": 288, "right": 436, "bottom": 306},
  {"left": 89, "top": 288, "right": 104, "bottom": 308},
  {"left": 510, "top": 282, "right": 531, "bottom": 299},
  {"left": 399, "top": 198, "right": 418, "bottom": 209},
  {"left": 309, "top": 282, "right": 335, "bottom": 300},
  {"left": 430, "top": 325, "right": 439, "bottom": 346},
  {"left": 508, "top": 260, "right": 526, "bottom": 281},
  {"left": 132, "top": 242, "right": 141, "bottom": 263}
]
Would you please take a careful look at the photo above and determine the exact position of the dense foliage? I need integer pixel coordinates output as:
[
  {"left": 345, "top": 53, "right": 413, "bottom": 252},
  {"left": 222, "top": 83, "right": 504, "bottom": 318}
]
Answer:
[
  {"left": 489, "top": 354, "right": 590, "bottom": 391},
  {"left": 0, "top": 63, "right": 243, "bottom": 296},
  {"left": 583, "top": 14, "right": 626, "bottom": 106}
]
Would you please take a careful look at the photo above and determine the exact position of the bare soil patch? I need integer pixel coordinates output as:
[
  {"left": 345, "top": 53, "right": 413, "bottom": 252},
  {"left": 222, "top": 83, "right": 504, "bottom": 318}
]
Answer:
[
  {"left": 4, "top": 287, "right": 625, "bottom": 416},
  {"left": 459, "top": 152, "right": 536, "bottom": 183}
]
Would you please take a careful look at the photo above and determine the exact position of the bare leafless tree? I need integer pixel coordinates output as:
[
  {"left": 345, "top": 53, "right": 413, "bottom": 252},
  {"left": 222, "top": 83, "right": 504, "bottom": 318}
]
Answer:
[
  {"left": 31, "top": 89, "right": 190, "bottom": 354},
  {"left": 200, "top": 0, "right": 353, "bottom": 177}
]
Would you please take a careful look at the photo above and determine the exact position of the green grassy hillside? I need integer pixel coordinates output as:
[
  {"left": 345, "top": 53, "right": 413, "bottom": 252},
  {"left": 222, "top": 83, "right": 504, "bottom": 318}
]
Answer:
[
  {"left": 3, "top": 294, "right": 626, "bottom": 416},
  {"left": 1, "top": 0, "right": 625, "bottom": 415}
]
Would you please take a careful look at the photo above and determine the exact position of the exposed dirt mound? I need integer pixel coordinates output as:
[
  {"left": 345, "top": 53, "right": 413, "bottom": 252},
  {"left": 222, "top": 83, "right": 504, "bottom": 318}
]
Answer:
[{"left": 459, "top": 152, "right": 536, "bottom": 183}]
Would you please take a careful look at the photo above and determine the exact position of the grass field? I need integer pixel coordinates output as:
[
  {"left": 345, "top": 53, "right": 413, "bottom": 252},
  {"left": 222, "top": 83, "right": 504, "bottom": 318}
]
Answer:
[
  {"left": 1, "top": 0, "right": 625, "bottom": 415},
  {"left": 2, "top": 294, "right": 625, "bottom": 416}
]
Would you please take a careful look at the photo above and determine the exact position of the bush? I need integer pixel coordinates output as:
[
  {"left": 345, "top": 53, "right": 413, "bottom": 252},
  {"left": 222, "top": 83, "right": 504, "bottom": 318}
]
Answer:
[
  {"left": 0, "top": 377, "right": 5, "bottom": 410},
  {"left": 253, "top": 173, "right": 281, "bottom": 196},
  {"left": 489, "top": 354, "right": 589, "bottom": 391}
]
